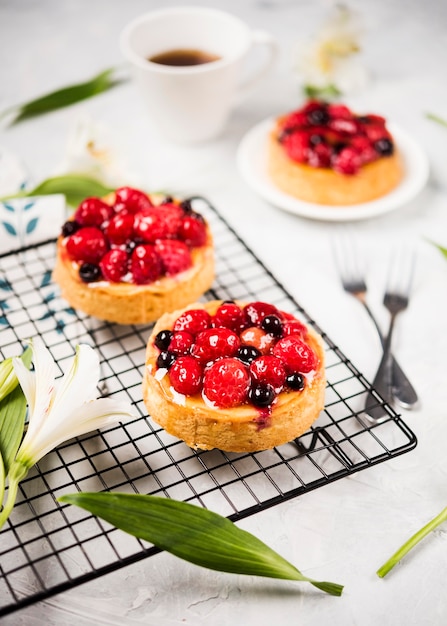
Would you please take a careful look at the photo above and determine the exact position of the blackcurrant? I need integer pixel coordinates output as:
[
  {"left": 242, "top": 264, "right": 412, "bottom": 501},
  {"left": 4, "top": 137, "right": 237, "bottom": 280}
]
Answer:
[
  {"left": 374, "top": 138, "right": 394, "bottom": 156},
  {"left": 79, "top": 263, "right": 101, "bottom": 283},
  {"left": 286, "top": 373, "right": 305, "bottom": 391},
  {"left": 154, "top": 330, "right": 173, "bottom": 351},
  {"left": 237, "top": 345, "right": 261, "bottom": 365},
  {"left": 62, "top": 220, "right": 80, "bottom": 237},
  {"left": 261, "top": 314, "right": 283, "bottom": 337},
  {"left": 248, "top": 384, "right": 275, "bottom": 407},
  {"left": 156, "top": 350, "right": 176, "bottom": 369}
]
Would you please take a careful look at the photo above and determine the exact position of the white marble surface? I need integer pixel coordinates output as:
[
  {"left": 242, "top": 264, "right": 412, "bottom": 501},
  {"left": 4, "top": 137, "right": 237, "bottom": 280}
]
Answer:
[{"left": 1, "top": 0, "right": 447, "bottom": 624}]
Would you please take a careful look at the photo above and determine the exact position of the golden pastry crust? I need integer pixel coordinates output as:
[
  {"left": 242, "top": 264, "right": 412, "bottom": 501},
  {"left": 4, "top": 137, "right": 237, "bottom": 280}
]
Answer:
[
  {"left": 142, "top": 301, "right": 326, "bottom": 452},
  {"left": 52, "top": 194, "right": 215, "bottom": 325},
  {"left": 268, "top": 124, "right": 404, "bottom": 206}
]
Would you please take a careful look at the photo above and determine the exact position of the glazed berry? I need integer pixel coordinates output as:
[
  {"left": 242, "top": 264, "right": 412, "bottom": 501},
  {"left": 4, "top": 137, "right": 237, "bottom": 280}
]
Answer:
[
  {"left": 154, "top": 330, "right": 173, "bottom": 351},
  {"left": 178, "top": 214, "right": 207, "bottom": 247},
  {"left": 203, "top": 358, "right": 250, "bottom": 408},
  {"left": 261, "top": 314, "right": 283, "bottom": 337},
  {"left": 66, "top": 227, "right": 108, "bottom": 264},
  {"left": 105, "top": 213, "right": 135, "bottom": 245},
  {"left": 74, "top": 197, "right": 114, "bottom": 227},
  {"left": 248, "top": 384, "right": 276, "bottom": 408},
  {"left": 240, "top": 327, "right": 274, "bottom": 355},
  {"left": 327, "top": 103, "right": 352, "bottom": 120},
  {"left": 169, "top": 356, "right": 203, "bottom": 395},
  {"left": 155, "top": 239, "right": 192, "bottom": 276},
  {"left": 243, "top": 302, "right": 280, "bottom": 326},
  {"left": 156, "top": 350, "right": 176, "bottom": 369},
  {"left": 332, "top": 146, "right": 361, "bottom": 175},
  {"left": 213, "top": 302, "right": 245, "bottom": 332},
  {"left": 249, "top": 355, "right": 286, "bottom": 392},
  {"left": 308, "top": 142, "right": 332, "bottom": 168},
  {"left": 130, "top": 244, "right": 162, "bottom": 284},
  {"left": 236, "top": 345, "right": 261, "bottom": 365},
  {"left": 286, "top": 373, "right": 305, "bottom": 391},
  {"left": 173, "top": 309, "right": 211, "bottom": 334},
  {"left": 192, "top": 328, "right": 240, "bottom": 363},
  {"left": 79, "top": 262, "right": 101, "bottom": 283},
  {"left": 99, "top": 249, "right": 129, "bottom": 283},
  {"left": 134, "top": 205, "right": 183, "bottom": 242},
  {"left": 364, "top": 125, "right": 391, "bottom": 143},
  {"left": 114, "top": 187, "right": 153, "bottom": 213},
  {"left": 169, "top": 331, "right": 194, "bottom": 355},
  {"left": 374, "top": 138, "right": 394, "bottom": 156},
  {"left": 307, "top": 107, "right": 329, "bottom": 126},
  {"left": 328, "top": 118, "right": 359, "bottom": 135},
  {"left": 283, "top": 131, "right": 310, "bottom": 163},
  {"left": 180, "top": 199, "right": 193, "bottom": 213},
  {"left": 282, "top": 319, "right": 308, "bottom": 338},
  {"left": 350, "top": 136, "right": 377, "bottom": 164},
  {"left": 161, "top": 195, "right": 174, "bottom": 204},
  {"left": 273, "top": 336, "right": 318, "bottom": 374},
  {"left": 62, "top": 220, "right": 80, "bottom": 237}
]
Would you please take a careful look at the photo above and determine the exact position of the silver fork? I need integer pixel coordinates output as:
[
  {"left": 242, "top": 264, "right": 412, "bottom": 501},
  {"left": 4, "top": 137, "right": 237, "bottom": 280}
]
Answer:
[
  {"left": 333, "top": 237, "right": 418, "bottom": 411},
  {"left": 364, "top": 249, "right": 417, "bottom": 421}
]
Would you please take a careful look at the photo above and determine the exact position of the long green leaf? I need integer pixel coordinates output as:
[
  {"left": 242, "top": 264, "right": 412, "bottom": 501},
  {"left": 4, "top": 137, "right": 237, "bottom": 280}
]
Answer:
[
  {"left": 59, "top": 492, "right": 343, "bottom": 596},
  {"left": 0, "top": 175, "right": 114, "bottom": 209},
  {"left": 426, "top": 112, "right": 447, "bottom": 128},
  {"left": 0, "top": 385, "right": 27, "bottom": 476},
  {"left": 428, "top": 239, "right": 447, "bottom": 260},
  {"left": 2, "top": 68, "right": 125, "bottom": 125}
]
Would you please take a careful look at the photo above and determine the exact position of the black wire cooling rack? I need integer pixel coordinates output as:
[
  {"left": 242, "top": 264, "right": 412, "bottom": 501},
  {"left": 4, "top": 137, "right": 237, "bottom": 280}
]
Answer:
[{"left": 0, "top": 197, "right": 416, "bottom": 617}]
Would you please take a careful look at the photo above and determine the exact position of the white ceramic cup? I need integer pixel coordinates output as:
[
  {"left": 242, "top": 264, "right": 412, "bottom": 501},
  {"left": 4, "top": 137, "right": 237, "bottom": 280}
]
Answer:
[{"left": 120, "top": 6, "right": 277, "bottom": 143}]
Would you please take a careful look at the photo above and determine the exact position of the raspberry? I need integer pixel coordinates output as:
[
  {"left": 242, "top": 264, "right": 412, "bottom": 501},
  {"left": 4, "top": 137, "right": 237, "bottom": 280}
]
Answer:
[
  {"left": 363, "top": 125, "right": 391, "bottom": 143},
  {"left": 307, "top": 142, "right": 332, "bottom": 168},
  {"left": 350, "top": 136, "right": 377, "bottom": 164},
  {"left": 130, "top": 244, "right": 162, "bottom": 284},
  {"left": 249, "top": 356, "right": 286, "bottom": 392},
  {"left": 114, "top": 187, "right": 153, "bottom": 214},
  {"left": 273, "top": 336, "right": 318, "bottom": 374},
  {"left": 173, "top": 309, "right": 212, "bottom": 334},
  {"left": 192, "top": 328, "right": 240, "bottom": 363},
  {"left": 74, "top": 197, "right": 114, "bottom": 227},
  {"left": 169, "top": 331, "right": 194, "bottom": 355},
  {"left": 178, "top": 214, "right": 207, "bottom": 247},
  {"left": 155, "top": 239, "right": 192, "bottom": 276},
  {"left": 282, "top": 319, "right": 308, "bottom": 338},
  {"left": 240, "top": 327, "right": 274, "bottom": 354},
  {"left": 332, "top": 146, "right": 361, "bottom": 175},
  {"left": 327, "top": 103, "right": 353, "bottom": 120},
  {"left": 282, "top": 110, "right": 308, "bottom": 132},
  {"left": 283, "top": 131, "right": 310, "bottom": 163},
  {"left": 328, "top": 118, "right": 359, "bottom": 135},
  {"left": 203, "top": 358, "right": 250, "bottom": 408},
  {"left": 134, "top": 205, "right": 183, "bottom": 242},
  {"left": 212, "top": 302, "right": 245, "bottom": 332},
  {"left": 243, "top": 302, "right": 280, "bottom": 326},
  {"left": 169, "top": 356, "right": 203, "bottom": 396},
  {"left": 359, "top": 114, "right": 386, "bottom": 126},
  {"left": 99, "top": 249, "right": 129, "bottom": 282},
  {"left": 105, "top": 213, "right": 135, "bottom": 245},
  {"left": 66, "top": 227, "right": 108, "bottom": 264}
]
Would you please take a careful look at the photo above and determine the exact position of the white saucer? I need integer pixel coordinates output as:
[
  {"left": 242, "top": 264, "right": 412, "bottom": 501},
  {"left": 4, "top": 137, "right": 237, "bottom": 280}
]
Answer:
[{"left": 236, "top": 117, "right": 430, "bottom": 222}]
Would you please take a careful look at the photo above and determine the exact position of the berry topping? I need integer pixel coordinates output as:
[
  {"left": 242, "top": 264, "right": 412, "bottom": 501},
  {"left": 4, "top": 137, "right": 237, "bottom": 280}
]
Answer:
[
  {"left": 62, "top": 220, "right": 80, "bottom": 237},
  {"left": 114, "top": 187, "right": 153, "bottom": 213},
  {"left": 79, "top": 263, "right": 101, "bottom": 283},
  {"left": 278, "top": 100, "right": 395, "bottom": 174},
  {"left": 130, "top": 244, "right": 163, "bottom": 284},
  {"left": 105, "top": 212, "right": 135, "bottom": 245},
  {"left": 156, "top": 350, "right": 176, "bottom": 369},
  {"left": 154, "top": 330, "right": 173, "bottom": 351},
  {"left": 99, "top": 249, "right": 129, "bottom": 282},
  {"left": 249, "top": 355, "right": 286, "bottom": 392},
  {"left": 236, "top": 345, "right": 261, "bottom": 365},
  {"left": 173, "top": 309, "right": 212, "bottom": 334},
  {"left": 134, "top": 204, "right": 183, "bottom": 242},
  {"left": 213, "top": 302, "right": 245, "bottom": 332},
  {"left": 273, "top": 336, "right": 318, "bottom": 374},
  {"left": 282, "top": 319, "right": 308, "bottom": 338},
  {"left": 203, "top": 358, "right": 250, "bottom": 408},
  {"left": 169, "top": 331, "right": 194, "bottom": 355},
  {"left": 66, "top": 227, "right": 108, "bottom": 264},
  {"left": 240, "top": 327, "right": 274, "bottom": 354},
  {"left": 169, "top": 356, "right": 203, "bottom": 395},
  {"left": 155, "top": 239, "right": 192, "bottom": 276},
  {"left": 74, "top": 197, "right": 114, "bottom": 227},
  {"left": 261, "top": 314, "right": 283, "bottom": 337},
  {"left": 243, "top": 302, "right": 280, "bottom": 326},
  {"left": 286, "top": 373, "right": 305, "bottom": 391},
  {"left": 178, "top": 214, "right": 207, "bottom": 247},
  {"left": 192, "top": 328, "right": 240, "bottom": 363},
  {"left": 248, "top": 384, "right": 276, "bottom": 408}
]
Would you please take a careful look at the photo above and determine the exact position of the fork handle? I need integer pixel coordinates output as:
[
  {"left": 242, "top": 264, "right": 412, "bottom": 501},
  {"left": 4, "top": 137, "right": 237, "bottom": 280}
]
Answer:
[{"left": 362, "top": 302, "right": 418, "bottom": 409}]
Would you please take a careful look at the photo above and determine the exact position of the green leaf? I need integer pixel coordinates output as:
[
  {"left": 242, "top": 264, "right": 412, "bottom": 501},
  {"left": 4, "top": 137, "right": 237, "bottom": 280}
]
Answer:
[
  {"left": 0, "top": 347, "right": 31, "bottom": 402},
  {"left": 58, "top": 492, "right": 343, "bottom": 596},
  {"left": 426, "top": 112, "right": 447, "bottom": 128},
  {"left": 303, "top": 83, "right": 342, "bottom": 100},
  {"left": 427, "top": 239, "right": 447, "bottom": 260},
  {"left": 0, "top": 174, "right": 114, "bottom": 209},
  {"left": 2, "top": 68, "right": 126, "bottom": 125},
  {"left": 0, "top": 385, "right": 27, "bottom": 477}
]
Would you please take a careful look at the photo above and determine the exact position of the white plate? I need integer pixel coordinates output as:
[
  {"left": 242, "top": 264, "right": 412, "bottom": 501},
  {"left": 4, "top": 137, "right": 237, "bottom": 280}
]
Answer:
[{"left": 236, "top": 117, "right": 430, "bottom": 222}]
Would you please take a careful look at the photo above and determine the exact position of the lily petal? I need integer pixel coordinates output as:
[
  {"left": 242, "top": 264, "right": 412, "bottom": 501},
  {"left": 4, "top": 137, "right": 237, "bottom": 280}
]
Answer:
[{"left": 51, "top": 344, "right": 100, "bottom": 414}]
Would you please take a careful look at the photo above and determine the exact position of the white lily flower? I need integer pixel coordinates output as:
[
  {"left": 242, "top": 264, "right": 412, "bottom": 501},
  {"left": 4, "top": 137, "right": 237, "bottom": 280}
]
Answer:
[
  {"left": 0, "top": 337, "right": 134, "bottom": 529},
  {"left": 296, "top": 5, "right": 368, "bottom": 95},
  {"left": 54, "top": 112, "right": 138, "bottom": 187}
]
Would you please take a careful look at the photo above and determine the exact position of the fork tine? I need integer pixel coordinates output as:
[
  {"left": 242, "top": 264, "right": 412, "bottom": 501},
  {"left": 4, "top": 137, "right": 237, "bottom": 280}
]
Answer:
[
  {"left": 385, "top": 247, "right": 417, "bottom": 296},
  {"left": 332, "top": 230, "right": 367, "bottom": 290}
]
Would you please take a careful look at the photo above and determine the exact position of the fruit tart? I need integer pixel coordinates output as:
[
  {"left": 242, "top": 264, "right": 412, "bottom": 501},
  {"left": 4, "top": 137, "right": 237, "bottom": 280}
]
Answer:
[
  {"left": 142, "top": 299, "right": 326, "bottom": 452},
  {"left": 268, "top": 100, "right": 403, "bottom": 205},
  {"left": 52, "top": 187, "right": 215, "bottom": 325}
]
